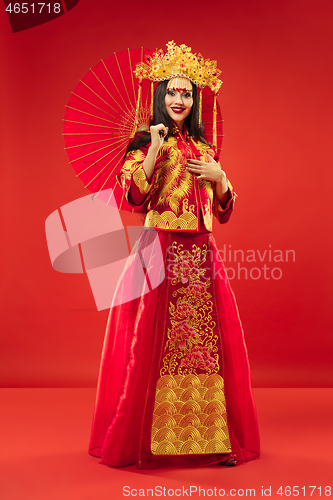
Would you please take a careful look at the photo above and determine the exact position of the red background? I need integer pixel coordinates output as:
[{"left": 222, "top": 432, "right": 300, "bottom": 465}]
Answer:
[{"left": 1, "top": 0, "right": 332, "bottom": 388}]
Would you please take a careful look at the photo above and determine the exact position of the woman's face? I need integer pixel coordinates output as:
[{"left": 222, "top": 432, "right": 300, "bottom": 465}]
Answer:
[{"left": 164, "top": 78, "right": 193, "bottom": 131}]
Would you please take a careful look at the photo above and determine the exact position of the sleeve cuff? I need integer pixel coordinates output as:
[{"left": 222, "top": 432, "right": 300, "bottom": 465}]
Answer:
[
  {"left": 120, "top": 148, "right": 153, "bottom": 209},
  {"left": 215, "top": 180, "right": 238, "bottom": 224},
  {"left": 132, "top": 164, "right": 153, "bottom": 195}
]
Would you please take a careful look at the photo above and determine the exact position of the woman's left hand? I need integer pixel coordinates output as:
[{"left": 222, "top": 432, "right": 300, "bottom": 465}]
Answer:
[{"left": 186, "top": 153, "right": 227, "bottom": 185}]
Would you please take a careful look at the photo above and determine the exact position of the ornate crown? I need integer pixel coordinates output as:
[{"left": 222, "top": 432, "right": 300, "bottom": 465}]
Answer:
[{"left": 134, "top": 41, "right": 222, "bottom": 93}]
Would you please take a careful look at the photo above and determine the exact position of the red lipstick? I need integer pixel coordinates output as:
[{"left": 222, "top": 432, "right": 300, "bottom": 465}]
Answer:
[{"left": 171, "top": 107, "right": 186, "bottom": 114}]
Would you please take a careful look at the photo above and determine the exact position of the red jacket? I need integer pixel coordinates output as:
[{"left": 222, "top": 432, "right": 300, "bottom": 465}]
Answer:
[{"left": 120, "top": 127, "right": 236, "bottom": 232}]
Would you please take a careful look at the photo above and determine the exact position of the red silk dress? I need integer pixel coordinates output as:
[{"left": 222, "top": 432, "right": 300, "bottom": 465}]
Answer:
[{"left": 89, "top": 127, "right": 260, "bottom": 469}]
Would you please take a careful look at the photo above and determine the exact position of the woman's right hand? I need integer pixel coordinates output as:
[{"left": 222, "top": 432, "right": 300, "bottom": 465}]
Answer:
[
  {"left": 141, "top": 124, "right": 168, "bottom": 183},
  {"left": 150, "top": 124, "right": 168, "bottom": 151}
]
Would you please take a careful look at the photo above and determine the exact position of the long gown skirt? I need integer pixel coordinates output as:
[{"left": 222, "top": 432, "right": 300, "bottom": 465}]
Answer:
[{"left": 89, "top": 228, "right": 260, "bottom": 468}]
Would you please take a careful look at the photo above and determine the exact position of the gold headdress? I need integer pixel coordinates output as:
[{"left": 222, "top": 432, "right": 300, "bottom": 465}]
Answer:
[{"left": 133, "top": 41, "right": 223, "bottom": 146}]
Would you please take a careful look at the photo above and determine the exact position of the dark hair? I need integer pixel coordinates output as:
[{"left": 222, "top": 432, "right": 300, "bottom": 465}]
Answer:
[{"left": 125, "top": 80, "right": 210, "bottom": 154}]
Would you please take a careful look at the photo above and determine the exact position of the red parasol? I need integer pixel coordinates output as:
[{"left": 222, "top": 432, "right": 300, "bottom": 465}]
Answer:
[{"left": 63, "top": 47, "right": 223, "bottom": 210}]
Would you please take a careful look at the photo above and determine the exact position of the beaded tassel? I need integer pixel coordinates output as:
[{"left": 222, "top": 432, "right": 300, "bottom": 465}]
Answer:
[
  {"left": 199, "top": 88, "right": 203, "bottom": 128},
  {"left": 132, "top": 79, "right": 142, "bottom": 137},
  {"left": 213, "top": 93, "right": 217, "bottom": 147},
  {"left": 150, "top": 81, "right": 154, "bottom": 119}
]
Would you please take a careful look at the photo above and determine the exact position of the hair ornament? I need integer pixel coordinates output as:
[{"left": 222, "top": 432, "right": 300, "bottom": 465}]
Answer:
[{"left": 134, "top": 41, "right": 222, "bottom": 93}]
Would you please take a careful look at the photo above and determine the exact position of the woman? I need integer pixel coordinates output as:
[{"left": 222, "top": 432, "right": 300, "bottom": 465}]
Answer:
[{"left": 89, "top": 49, "right": 260, "bottom": 469}]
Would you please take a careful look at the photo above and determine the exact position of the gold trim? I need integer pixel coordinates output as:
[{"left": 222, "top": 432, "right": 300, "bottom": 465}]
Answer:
[
  {"left": 213, "top": 94, "right": 217, "bottom": 147},
  {"left": 151, "top": 374, "right": 231, "bottom": 455},
  {"left": 199, "top": 88, "right": 203, "bottom": 127},
  {"left": 144, "top": 210, "right": 198, "bottom": 230},
  {"left": 133, "top": 166, "right": 151, "bottom": 194},
  {"left": 150, "top": 80, "right": 154, "bottom": 118}
]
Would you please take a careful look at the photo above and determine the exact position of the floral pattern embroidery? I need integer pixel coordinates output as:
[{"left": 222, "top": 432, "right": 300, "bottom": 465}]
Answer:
[
  {"left": 181, "top": 345, "right": 216, "bottom": 371},
  {"left": 169, "top": 320, "right": 197, "bottom": 350},
  {"left": 160, "top": 240, "right": 220, "bottom": 377}
]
